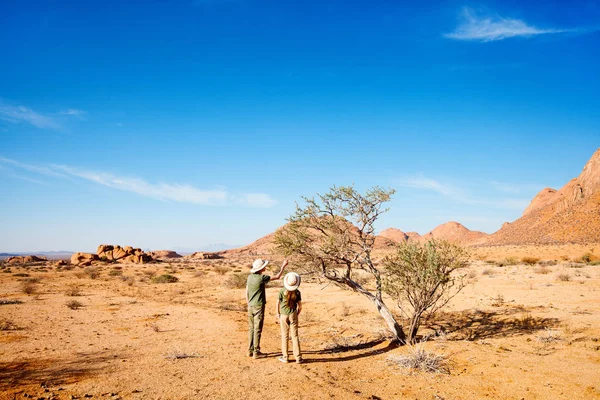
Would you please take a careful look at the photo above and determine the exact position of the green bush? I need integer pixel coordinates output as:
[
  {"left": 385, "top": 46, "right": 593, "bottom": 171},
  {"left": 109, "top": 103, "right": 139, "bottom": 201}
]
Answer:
[{"left": 152, "top": 274, "right": 179, "bottom": 284}]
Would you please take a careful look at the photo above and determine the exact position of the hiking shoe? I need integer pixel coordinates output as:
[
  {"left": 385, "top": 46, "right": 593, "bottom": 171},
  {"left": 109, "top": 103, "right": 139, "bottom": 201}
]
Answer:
[
  {"left": 295, "top": 358, "right": 304, "bottom": 364},
  {"left": 248, "top": 350, "right": 253, "bottom": 357},
  {"left": 278, "top": 357, "right": 289, "bottom": 363},
  {"left": 253, "top": 351, "right": 264, "bottom": 359}
]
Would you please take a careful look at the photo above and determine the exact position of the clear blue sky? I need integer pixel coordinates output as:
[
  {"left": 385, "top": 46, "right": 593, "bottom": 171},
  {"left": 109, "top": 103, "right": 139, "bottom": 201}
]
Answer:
[{"left": 1, "top": 0, "right": 599, "bottom": 252}]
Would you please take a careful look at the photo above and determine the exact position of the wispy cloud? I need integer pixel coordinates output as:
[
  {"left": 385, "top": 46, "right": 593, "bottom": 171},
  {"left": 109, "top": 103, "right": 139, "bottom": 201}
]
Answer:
[
  {"left": 490, "top": 180, "right": 544, "bottom": 194},
  {"left": 60, "top": 108, "right": 87, "bottom": 119},
  {"left": 0, "top": 101, "right": 87, "bottom": 130},
  {"left": 0, "top": 156, "right": 277, "bottom": 208},
  {"left": 397, "top": 174, "right": 529, "bottom": 210},
  {"left": 445, "top": 7, "right": 573, "bottom": 42},
  {"left": 0, "top": 104, "right": 61, "bottom": 130}
]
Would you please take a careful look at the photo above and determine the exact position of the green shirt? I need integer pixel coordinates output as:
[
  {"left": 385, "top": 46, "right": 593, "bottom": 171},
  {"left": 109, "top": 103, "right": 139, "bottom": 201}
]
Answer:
[
  {"left": 246, "top": 273, "right": 271, "bottom": 307},
  {"left": 278, "top": 288, "right": 302, "bottom": 315}
]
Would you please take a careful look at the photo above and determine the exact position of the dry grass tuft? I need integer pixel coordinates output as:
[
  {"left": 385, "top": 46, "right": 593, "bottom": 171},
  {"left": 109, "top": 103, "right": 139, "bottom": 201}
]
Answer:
[
  {"left": 164, "top": 348, "right": 200, "bottom": 360},
  {"left": 0, "top": 318, "right": 17, "bottom": 331},
  {"left": 66, "top": 300, "right": 83, "bottom": 310},
  {"left": 223, "top": 273, "right": 247, "bottom": 289},
  {"left": 388, "top": 344, "right": 449, "bottom": 374},
  {"left": 556, "top": 273, "right": 572, "bottom": 282},
  {"left": 534, "top": 266, "right": 551, "bottom": 274},
  {"left": 20, "top": 280, "right": 38, "bottom": 295},
  {"left": 152, "top": 274, "right": 179, "bottom": 284},
  {"left": 0, "top": 299, "right": 23, "bottom": 305},
  {"left": 481, "top": 268, "right": 494, "bottom": 276},
  {"left": 213, "top": 266, "right": 229, "bottom": 275},
  {"left": 535, "top": 328, "right": 562, "bottom": 343},
  {"left": 84, "top": 267, "right": 101, "bottom": 279},
  {"left": 65, "top": 284, "right": 82, "bottom": 297},
  {"left": 521, "top": 257, "right": 540, "bottom": 266}
]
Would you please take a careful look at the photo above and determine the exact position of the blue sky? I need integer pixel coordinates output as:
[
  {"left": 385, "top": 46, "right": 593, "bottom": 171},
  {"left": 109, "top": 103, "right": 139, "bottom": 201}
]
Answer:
[{"left": 1, "top": 0, "right": 599, "bottom": 252}]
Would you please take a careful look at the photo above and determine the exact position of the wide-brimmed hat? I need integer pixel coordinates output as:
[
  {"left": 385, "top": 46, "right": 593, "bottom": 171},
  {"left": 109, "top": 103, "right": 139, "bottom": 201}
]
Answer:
[
  {"left": 250, "top": 258, "right": 269, "bottom": 273},
  {"left": 284, "top": 272, "right": 301, "bottom": 291}
]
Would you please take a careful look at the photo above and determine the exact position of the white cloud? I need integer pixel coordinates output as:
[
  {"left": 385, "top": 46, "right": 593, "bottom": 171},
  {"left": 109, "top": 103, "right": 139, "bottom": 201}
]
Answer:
[
  {"left": 0, "top": 156, "right": 276, "bottom": 208},
  {"left": 0, "top": 104, "right": 61, "bottom": 130},
  {"left": 235, "top": 193, "right": 278, "bottom": 208},
  {"left": 397, "top": 174, "right": 528, "bottom": 210},
  {"left": 445, "top": 7, "right": 572, "bottom": 42},
  {"left": 490, "top": 180, "right": 544, "bottom": 194},
  {"left": 60, "top": 108, "right": 87, "bottom": 118},
  {"left": 398, "top": 175, "right": 460, "bottom": 196}
]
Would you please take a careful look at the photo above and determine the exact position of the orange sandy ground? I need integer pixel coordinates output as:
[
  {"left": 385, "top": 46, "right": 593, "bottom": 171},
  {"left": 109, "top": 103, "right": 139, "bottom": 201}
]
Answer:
[{"left": 1, "top": 253, "right": 600, "bottom": 400}]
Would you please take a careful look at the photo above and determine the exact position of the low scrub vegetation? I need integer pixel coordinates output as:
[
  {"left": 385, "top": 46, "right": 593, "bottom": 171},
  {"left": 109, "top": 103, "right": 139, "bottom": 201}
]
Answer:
[
  {"left": 0, "top": 318, "right": 17, "bottom": 331},
  {"left": 84, "top": 267, "right": 101, "bottom": 279},
  {"left": 388, "top": 344, "right": 449, "bottom": 374},
  {"left": 64, "top": 284, "right": 82, "bottom": 296},
  {"left": 536, "top": 328, "right": 562, "bottom": 343},
  {"left": 534, "top": 266, "right": 551, "bottom": 274},
  {"left": 521, "top": 257, "right": 540, "bottom": 266},
  {"left": 20, "top": 280, "right": 38, "bottom": 295},
  {"left": 557, "top": 273, "right": 572, "bottom": 282},
  {"left": 152, "top": 274, "right": 179, "bottom": 284},
  {"left": 66, "top": 300, "right": 83, "bottom": 310},
  {"left": 223, "top": 273, "right": 246, "bottom": 289},
  {"left": 0, "top": 299, "right": 23, "bottom": 305}
]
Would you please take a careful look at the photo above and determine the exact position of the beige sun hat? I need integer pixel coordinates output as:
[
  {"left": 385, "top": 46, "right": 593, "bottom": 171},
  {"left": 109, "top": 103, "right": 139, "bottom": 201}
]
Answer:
[
  {"left": 283, "top": 272, "right": 301, "bottom": 291},
  {"left": 250, "top": 258, "right": 269, "bottom": 273}
]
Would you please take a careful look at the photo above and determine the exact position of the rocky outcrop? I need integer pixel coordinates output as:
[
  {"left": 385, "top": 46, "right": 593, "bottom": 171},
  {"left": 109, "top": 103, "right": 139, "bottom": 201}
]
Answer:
[
  {"left": 379, "top": 228, "right": 410, "bottom": 243},
  {"left": 149, "top": 250, "right": 182, "bottom": 259},
  {"left": 6, "top": 255, "right": 48, "bottom": 264},
  {"left": 419, "top": 222, "right": 488, "bottom": 245},
  {"left": 484, "top": 148, "right": 600, "bottom": 245},
  {"left": 186, "top": 252, "right": 224, "bottom": 260},
  {"left": 71, "top": 252, "right": 100, "bottom": 266}
]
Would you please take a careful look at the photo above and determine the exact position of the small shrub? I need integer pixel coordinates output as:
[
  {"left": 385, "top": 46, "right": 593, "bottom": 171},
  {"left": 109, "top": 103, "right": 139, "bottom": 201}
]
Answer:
[
  {"left": 388, "top": 344, "right": 449, "bottom": 374},
  {"left": 84, "top": 267, "right": 101, "bottom": 279},
  {"left": 481, "top": 268, "right": 494, "bottom": 276},
  {"left": 503, "top": 257, "right": 519, "bottom": 266},
  {"left": 521, "top": 257, "right": 540, "bottom": 266},
  {"left": 12, "top": 273, "right": 30, "bottom": 277},
  {"left": 579, "top": 253, "right": 594, "bottom": 263},
  {"left": 490, "top": 294, "right": 504, "bottom": 307},
  {"left": 152, "top": 274, "right": 179, "bottom": 284},
  {"left": 223, "top": 273, "right": 247, "bottom": 289},
  {"left": 466, "top": 270, "right": 477, "bottom": 279},
  {"left": 142, "top": 269, "right": 157, "bottom": 278},
  {"left": 120, "top": 275, "right": 135, "bottom": 286},
  {"left": 65, "top": 284, "right": 82, "bottom": 297},
  {"left": 534, "top": 266, "right": 551, "bottom": 275},
  {"left": 109, "top": 268, "right": 123, "bottom": 276},
  {"left": 218, "top": 299, "right": 245, "bottom": 312},
  {"left": 536, "top": 328, "right": 562, "bottom": 343},
  {"left": 214, "top": 266, "right": 229, "bottom": 275},
  {"left": 66, "top": 300, "right": 83, "bottom": 310},
  {"left": 20, "top": 281, "right": 38, "bottom": 295},
  {"left": 557, "top": 273, "right": 571, "bottom": 282},
  {"left": 539, "top": 260, "right": 557, "bottom": 266},
  {"left": 590, "top": 260, "right": 600, "bottom": 266},
  {"left": 0, "top": 318, "right": 17, "bottom": 331}
]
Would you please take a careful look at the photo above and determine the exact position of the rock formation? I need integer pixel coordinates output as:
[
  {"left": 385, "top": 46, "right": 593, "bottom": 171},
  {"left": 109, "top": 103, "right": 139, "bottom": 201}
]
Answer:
[
  {"left": 6, "top": 255, "right": 48, "bottom": 264},
  {"left": 484, "top": 148, "right": 600, "bottom": 245}
]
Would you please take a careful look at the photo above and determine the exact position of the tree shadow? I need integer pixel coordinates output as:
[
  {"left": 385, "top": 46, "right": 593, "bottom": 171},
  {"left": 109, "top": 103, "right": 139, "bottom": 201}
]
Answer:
[
  {"left": 263, "top": 338, "right": 397, "bottom": 364},
  {"left": 0, "top": 352, "right": 122, "bottom": 391},
  {"left": 427, "top": 308, "right": 561, "bottom": 341}
]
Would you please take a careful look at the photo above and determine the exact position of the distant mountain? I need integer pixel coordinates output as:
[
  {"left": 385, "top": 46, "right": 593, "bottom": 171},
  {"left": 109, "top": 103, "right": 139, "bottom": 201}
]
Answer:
[
  {"left": 484, "top": 148, "right": 600, "bottom": 245},
  {"left": 379, "top": 223, "right": 487, "bottom": 246},
  {"left": 0, "top": 251, "right": 74, "bottom": 260}
]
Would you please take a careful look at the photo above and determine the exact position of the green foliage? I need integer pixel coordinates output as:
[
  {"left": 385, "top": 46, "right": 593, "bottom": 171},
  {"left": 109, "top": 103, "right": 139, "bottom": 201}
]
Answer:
[
  {"left": 152, "top": 274, "right": 179, "bottom": 284},
  {"left": 384, "top": 240, "right": 469, "bottom": 343},
  {"left": 274, "top": 185, "right": 406, "bottom": 342}
]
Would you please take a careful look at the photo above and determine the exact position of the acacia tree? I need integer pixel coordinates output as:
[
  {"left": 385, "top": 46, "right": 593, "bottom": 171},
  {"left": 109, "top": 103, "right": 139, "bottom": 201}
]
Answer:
[
  {"left": 383, "top": 240, "right": 468, "bottom": 343},
  {"left": 274, "top": 185, "right": 407, "bottom": 343}
]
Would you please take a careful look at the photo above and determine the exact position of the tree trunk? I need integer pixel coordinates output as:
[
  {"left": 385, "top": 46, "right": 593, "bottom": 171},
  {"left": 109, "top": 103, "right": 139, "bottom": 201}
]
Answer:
[
  {"left": 371, "top": 295, "right": 407, "bottom": 344},
  {"left": 331, "top": 276, "right": 407, "bottom": 344}
]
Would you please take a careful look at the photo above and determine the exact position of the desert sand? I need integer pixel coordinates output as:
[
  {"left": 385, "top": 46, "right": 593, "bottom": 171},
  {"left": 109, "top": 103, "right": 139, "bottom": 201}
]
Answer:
[{"left": 1, "top": 255, "right": 600, "bottom": 400}]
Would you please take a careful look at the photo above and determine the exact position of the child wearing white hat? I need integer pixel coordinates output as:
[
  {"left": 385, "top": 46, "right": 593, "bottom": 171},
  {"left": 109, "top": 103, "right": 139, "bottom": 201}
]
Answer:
[{"left": 276, "top": 272, "right": 303, "bottom": 364}]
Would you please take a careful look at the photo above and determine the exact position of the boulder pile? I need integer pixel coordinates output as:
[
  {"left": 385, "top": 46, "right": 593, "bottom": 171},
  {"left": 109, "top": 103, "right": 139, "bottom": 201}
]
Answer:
[
  {"left": 186, "top": 252, "right": 224, "bottom": 260},
  {"left": 6, "top": 255, "right": 48, "bottom": 264},
  {"left": 149, "top": 250, "right": 182, "bottom": 259},
  {"left": 70, "top": 245, "right": 154, "bottom": 266}
]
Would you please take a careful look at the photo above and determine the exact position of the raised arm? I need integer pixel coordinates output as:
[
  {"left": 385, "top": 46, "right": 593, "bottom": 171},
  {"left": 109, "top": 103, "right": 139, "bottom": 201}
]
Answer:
[{"left": 271, "top": 259, "right": 289, "bottom": 280}]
